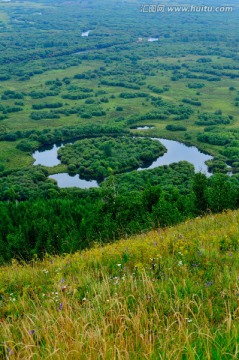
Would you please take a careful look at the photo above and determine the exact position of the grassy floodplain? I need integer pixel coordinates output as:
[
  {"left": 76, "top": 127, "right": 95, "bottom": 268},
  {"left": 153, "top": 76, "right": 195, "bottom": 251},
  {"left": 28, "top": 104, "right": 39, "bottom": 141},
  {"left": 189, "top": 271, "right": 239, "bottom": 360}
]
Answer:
[{"left": 0, "top": 0, "right": 238, "bottom": 174}]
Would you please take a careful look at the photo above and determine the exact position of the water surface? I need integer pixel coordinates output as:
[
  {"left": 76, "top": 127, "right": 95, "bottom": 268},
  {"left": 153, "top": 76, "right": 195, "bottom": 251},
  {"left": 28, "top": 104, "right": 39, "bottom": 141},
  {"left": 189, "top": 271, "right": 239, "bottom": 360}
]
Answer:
[
  {"left": 49, "top": 173, "right": 99, "bottom": 189},
  {"left": 135, "top": 126, "right": 154, "bottom": 130},
  {"left": 33, "top": 145, "right": 61, "bottom": 167},
  {"left": 81, "top": 30, "right": 91, "bottom": 37},
  {"left": 138, "top": 138, "right": 213, "bottom": 175},
  {"left": 148, "top": 37, "right": 159, "bottom": 42},
  {"left": 33, "top": 137, "right": 213, "bottom": 188}
]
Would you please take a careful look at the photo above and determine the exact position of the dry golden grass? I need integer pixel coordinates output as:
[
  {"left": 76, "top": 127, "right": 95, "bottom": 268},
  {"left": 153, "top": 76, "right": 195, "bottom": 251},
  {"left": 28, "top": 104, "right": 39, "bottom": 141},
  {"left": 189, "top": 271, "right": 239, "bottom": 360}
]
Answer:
[{"left": 1, "top": 210, "right": 239, "bottom": 359}]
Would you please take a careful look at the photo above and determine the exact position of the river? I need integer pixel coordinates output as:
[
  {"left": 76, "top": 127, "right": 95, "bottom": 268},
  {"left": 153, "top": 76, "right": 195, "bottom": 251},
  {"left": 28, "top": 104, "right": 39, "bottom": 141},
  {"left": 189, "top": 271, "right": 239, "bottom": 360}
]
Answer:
[{"left": 32, "top": 136, "right": 213, "bottom": 188}]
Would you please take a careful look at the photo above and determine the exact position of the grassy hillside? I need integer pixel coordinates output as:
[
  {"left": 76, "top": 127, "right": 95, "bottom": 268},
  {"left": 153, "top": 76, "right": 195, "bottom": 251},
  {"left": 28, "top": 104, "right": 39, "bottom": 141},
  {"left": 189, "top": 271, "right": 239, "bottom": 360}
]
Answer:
[{"left": 1, "top": 210, "right": 239, "bottom": 359}]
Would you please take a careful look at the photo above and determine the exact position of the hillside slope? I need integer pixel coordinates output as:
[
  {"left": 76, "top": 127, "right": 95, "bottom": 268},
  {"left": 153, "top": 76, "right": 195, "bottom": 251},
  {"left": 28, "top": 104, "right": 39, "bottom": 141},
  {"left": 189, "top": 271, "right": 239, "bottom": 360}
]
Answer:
[{"left": 1, "top": 210, "right": 239, "bottom": 359}]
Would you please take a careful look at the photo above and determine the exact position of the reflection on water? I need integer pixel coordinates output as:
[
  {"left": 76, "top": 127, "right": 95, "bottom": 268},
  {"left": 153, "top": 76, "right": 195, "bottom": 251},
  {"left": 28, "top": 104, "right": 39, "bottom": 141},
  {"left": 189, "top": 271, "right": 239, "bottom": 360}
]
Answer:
[
  {"left": 33, "top": 137, "right": 213, "bottom": 188},
  {"left": 33, "top": 144, "right": 61, "bottom": 167},
  {"left": 137, "top": 138, "right": 213, "bottom": 176},
  {"left": 49, "top": 173, "right": 99, "bottom": 189}
]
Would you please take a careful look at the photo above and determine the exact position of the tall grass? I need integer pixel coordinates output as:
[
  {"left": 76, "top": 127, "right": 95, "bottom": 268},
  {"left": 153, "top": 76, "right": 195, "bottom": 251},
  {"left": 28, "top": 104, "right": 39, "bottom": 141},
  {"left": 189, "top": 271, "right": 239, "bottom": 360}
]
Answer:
[{"left": 1, "top": 210, "right": 239, "bottom": 359}]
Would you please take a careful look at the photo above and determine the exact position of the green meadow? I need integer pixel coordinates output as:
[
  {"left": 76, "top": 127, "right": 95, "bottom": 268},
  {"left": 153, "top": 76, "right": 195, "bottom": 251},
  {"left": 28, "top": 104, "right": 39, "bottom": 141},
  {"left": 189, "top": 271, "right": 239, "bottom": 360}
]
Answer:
[{"left": 0, "top": 2, "right": 239, "bottom": 357}]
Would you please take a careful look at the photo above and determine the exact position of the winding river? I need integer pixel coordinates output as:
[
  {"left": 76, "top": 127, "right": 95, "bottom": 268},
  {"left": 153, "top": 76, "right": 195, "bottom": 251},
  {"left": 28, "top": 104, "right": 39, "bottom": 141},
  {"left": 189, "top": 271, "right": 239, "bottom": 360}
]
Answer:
[
  {"left": 137, "top": 138, "right": 212, "bottom": 173},
  {"left": 32, "top": 136, "right": 213, "bottom": 188}
]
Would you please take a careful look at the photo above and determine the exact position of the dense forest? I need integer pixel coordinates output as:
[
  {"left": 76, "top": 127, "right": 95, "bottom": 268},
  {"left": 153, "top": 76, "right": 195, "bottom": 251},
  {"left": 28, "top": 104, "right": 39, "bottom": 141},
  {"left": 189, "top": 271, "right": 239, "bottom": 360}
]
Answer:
[
  {"left": 1, "top": 171, "right": 239, "bottom": 263},
  {"left": 0, "top": 0, "right": 239, "bottom": 262}
]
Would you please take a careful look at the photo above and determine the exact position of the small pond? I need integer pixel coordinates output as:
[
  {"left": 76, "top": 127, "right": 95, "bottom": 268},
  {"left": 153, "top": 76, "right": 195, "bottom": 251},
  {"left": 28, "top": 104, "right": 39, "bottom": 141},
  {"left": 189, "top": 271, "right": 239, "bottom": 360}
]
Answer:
[
  {"left": 135, "top": 126, "right": 155, "bottom": 130},
  {"left": 148, "top": 37, "right": 159, "bottom": 42},
  {"left": 81, "top": 30, "right": 91, "bottom": 37}
]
